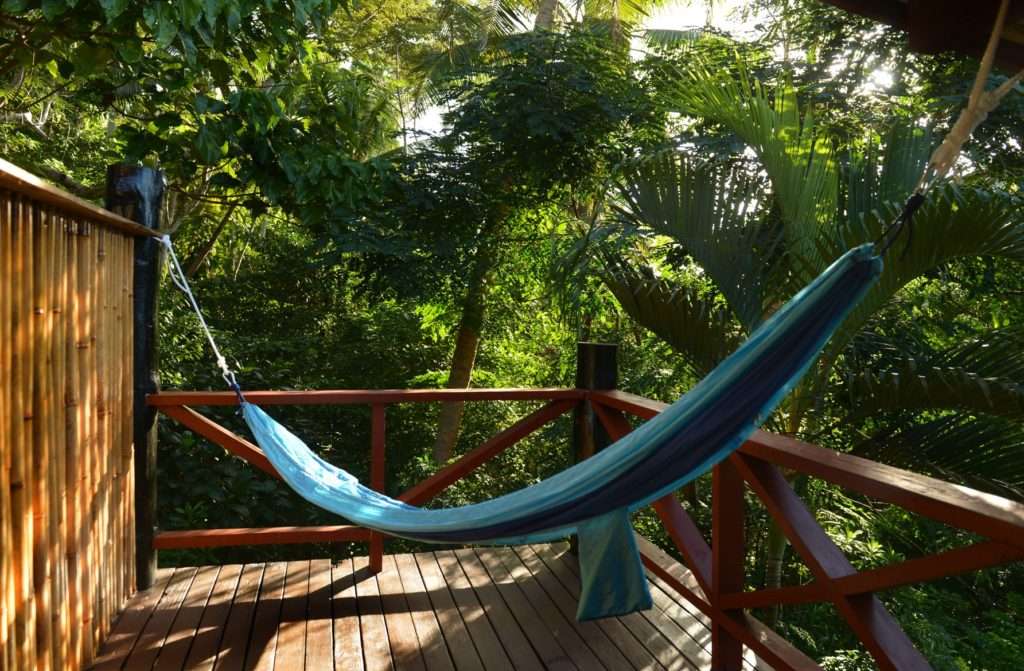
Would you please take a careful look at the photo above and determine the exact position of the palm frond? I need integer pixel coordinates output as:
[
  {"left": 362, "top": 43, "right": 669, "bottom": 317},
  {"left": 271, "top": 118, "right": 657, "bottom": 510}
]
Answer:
[
  {"left": 822, "top": 185, "right": 1024, "bottom": 362},
  {"left": 614, "top": 151, "right": 781, "bottom": 330},
  {"left": 844, "top": 124, "right": 934, "bottom": 224},
  {"left": 844, "top": 326, "right": 1024, "bottom": 419},
  {"left": 673, "top": 61, "right": 838, "bottom": 262},
  {"left": 604, "top": 266, "right": 742, "bottom": 376},
  {"left": 642, "top": 28, "right": 706, "bottom": 48},
  {"left": 854, "top": 414, "right": 1024, "bottom": 499}
]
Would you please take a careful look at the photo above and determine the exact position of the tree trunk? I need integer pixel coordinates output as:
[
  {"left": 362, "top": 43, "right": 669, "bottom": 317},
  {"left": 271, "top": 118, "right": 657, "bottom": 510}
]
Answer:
[
  {"left": 534, "top": 0, "right": 558, "bottom": 29},
  {"left": 185, "top": 204, "right": 237, "bottom": 277},
  {"left": 433, "top": 240, "right": 494, "bottom": 463},
  {"left": 763, "top": 518, "right": 788, "bottom": 627},
  {"left": 763, "top": 405, "right": 806, "bottom": 627}
]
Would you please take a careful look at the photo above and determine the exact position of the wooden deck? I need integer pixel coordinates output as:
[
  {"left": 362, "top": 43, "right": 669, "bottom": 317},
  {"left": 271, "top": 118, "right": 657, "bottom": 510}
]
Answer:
[{"left": 89, "top": 543, "right": 769, "bottom": 670}]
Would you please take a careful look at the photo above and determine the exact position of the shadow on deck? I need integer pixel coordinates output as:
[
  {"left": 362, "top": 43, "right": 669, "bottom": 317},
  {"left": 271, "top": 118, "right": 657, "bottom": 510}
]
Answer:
[{"left": 90, "top": 543, "right": 768, "bottom": 670}]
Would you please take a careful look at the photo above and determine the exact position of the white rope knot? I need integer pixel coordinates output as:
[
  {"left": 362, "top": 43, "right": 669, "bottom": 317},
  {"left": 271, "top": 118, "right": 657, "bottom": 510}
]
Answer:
[{"left": 927, "top": 104, "right": 991, "bottom": 181}]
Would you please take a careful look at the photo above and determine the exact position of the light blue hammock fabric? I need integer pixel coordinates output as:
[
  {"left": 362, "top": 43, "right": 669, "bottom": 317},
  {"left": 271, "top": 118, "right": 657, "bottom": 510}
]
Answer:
[{"left": 242, "top": 244, "right": 883, "bottom": 620}]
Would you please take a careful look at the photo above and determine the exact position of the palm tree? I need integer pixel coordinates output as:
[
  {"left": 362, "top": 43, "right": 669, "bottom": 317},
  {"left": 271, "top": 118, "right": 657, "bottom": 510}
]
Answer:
[{"left": 598, "top": 55, "right": 1024, "bottom": 612}]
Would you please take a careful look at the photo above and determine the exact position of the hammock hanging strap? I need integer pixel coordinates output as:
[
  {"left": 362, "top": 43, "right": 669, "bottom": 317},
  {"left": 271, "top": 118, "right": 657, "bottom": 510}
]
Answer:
[
  {"left": 160, "top": 235, "right": 246, "bottom": 403},
  {"left": 879, "top": 0, "right": 1023, "bottom": 255},
  {"left": 917, "top": 0, "right": 1024, "bottom": 193}
]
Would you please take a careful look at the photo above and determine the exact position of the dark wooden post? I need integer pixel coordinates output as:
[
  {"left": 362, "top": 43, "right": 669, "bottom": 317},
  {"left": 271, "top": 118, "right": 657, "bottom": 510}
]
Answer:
[
  {"left": 573, "top": 342, "right": 618, "bottom": 463},
  {"left": 106, "top": 164, "right": 165, "bottom": 590},
  {"left": 571, "top": 343, "right": 617, "bottom": 554},
  {"left": 369, "top": 403, "right": 386, "bottom": 573},
  {"left": 711, "top": 459, "right": 745, "bottom": 670}
]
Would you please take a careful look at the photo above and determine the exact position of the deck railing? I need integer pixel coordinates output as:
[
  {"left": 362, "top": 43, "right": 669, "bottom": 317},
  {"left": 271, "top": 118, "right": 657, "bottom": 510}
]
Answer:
[{"left": 150, "top": 385, "right": 1024, "bottom": 671}]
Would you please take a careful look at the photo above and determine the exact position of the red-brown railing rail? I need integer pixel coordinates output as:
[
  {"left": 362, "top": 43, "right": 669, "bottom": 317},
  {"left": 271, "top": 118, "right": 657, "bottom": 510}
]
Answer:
[{"left": 150, "top": 387, "right": 1024, "bottom": 671}]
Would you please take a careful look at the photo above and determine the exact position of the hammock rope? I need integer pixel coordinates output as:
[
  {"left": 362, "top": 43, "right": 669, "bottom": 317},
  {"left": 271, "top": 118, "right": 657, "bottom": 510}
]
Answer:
[
  {"left": 918, "top": 0, "right": 1024, "bottom": 193},
  {"left": 879, "top": 0, "right": 1022, "bottom": 254}
]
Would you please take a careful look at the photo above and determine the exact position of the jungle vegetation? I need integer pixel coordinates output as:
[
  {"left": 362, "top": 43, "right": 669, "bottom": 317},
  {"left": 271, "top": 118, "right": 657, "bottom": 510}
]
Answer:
[{"left": 3, "top": 0, "right": 1023, "bottom": 668}]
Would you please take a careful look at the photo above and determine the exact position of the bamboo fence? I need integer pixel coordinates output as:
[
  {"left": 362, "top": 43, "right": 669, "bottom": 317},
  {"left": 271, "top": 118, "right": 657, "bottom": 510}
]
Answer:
[{"left": 0, "top": 160, "right": 154, "bottom": 671}]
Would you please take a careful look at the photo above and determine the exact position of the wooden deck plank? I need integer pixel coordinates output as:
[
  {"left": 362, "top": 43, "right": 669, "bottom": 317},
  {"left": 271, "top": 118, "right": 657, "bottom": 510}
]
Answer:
[
  {"left": 643, "top": 560, "right": 767, "bottom": 671},
  {"left": 473, "top": 548, "right": 587, "bottom": 670},
  {"left": 407, "top": 553, "right": 486, "bottom": 671},
  {"left": 387, "top": 555, "right": 455, "bottom": 671},
  {"left": 352, "top": 555, "right": 394, "bottom": 671},
  {"left": 183, "top": 564, "right": 244, "bottom": 671},
  {"left": 154, "top": 565, "right": 221, "bottom": 671},
  {"left": 491, "top": 547, "right": 633, "bottom": 671},
  {"left": 89, "top": 568, "right": 174, "bottom": 670},
  {"left": 543, "top": 549, "right": 707, "bottom": 671},
  {"left": 331, "top": 558, "right": 365, "bottom": 671},
  {"left": 244, "top": 562, "right": 287, "bottom": 671},
  {"left": 540, "top": 544, "right": 692, "bottom": 671},
  {"left": 541, "top": 544, "right": 693, "bottom": 671},
  {"left": 415, "top": 552, "right": 512, "bottom": 671},
  {"left": 305, "top": 559, "right": 334, "bottom": 671},
  {"left": 92, "top": 545, "right": 737, "bottom": 671},
  {"left": 513, "top": 546, "right": 664, "bottom": 671},
  {"left": 444, "top": 550, "right": 544, "bottom": 671},
  {"left": 643, "top": 578, "right": 712, "bottom": 669},
  {"left": 376, "top": 554, "right": 428, "bottom": 671},
  {"left": 121, "top": 567, "right": 199, "bottom": 670},
  {"left": 213, "top": 564, "right": 265, "bottom": 671},
  {"left": 272, "top": 561, "right": 310, "bottom": 670}
]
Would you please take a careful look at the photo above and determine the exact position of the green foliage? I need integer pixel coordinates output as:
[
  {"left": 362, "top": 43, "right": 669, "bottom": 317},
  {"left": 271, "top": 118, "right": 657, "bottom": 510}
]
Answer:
[{"left": 3, "top": 1, "right": 1023, "bottom": 664}]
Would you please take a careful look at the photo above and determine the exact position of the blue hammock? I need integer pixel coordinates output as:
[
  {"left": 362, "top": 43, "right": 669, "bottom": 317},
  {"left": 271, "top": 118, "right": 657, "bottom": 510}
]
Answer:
[{"left": 241, "top": 244, "right": 882, "bottom": 620}]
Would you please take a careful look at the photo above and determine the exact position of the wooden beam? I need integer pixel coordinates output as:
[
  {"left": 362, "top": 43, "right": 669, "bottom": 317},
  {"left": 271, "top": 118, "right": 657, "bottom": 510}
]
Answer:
[
  {"left": 733, "top": 453, "right": 932, "bottom": 671},
  {"left": 741, "top": 430, "right": 1024, "bottom": 551},
  {"left": 712, "top": 461, "right": 745, "bottom": 670},
  {"left": 153, "top": 525, "right": 369, "bottom": 549},
  {"left": 399, "top": 400, "right": 578, "bottom": 506},
  {"left": 636, "top": 535, "right": 822, "bottom": 671},
  {"left": 369, "top": 404, "right": 386, "bottom": 573},
  {"left": 111, "top": 163, "right": 166, "bottom": 590},
  {"left": 148, "top": 387, "right": 586, "bottom": 407},
  {"left": 591, "top": 402, "right": 713, "bottom": 592},
  {"left": 722, "top": 540, "right": 1024, "bottom": 610},
  {"left": 159, "top": 405, "right": 280, "bottom": 479},
  {"left": 590, "top": 390, "right": 1024, "bottom": 550},
  {"left": 0, "top": 158, "right": 158, "bottom": 237}
]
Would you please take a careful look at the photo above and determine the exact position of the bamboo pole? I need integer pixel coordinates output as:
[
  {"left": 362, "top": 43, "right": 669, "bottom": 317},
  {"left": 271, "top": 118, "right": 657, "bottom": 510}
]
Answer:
[
  {"left": 75, "top": 221, "right": 95, "bottom": 666},
  {"left": 92, "top": 226, "right": 106, "bottom": 644},
  {"left": 31, "top": 204, "right": 54, "bottom": 671},
  {"left": 11, "top": 194, "right": 35, "bottom": 670},
  {"left": 119, "top": 233, "right": 134, "bottom": 600},
  {"left": 51, "top": 211, "right": 69, "bottom": 669},
  {"left": 0, "top": 192, "right": 13, "bottom": 671},
  {"left": 81, "top": 222, "right": 97, "bottom": 659},
  {"left": 122, "top": 233, "right": 135, "bottom": 597},
  {"left": 63, "top": 216, "right": 82, "bottom": 671}
]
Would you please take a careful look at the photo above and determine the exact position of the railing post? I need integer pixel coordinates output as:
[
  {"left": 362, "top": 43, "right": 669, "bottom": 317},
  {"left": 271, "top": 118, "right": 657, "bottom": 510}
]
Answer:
[
  {"left": 106, "top": 164, "right": 164, "bottom": 590},
  {"left": 573, "top": 342, "right": 618, "bottom": 462},
  {"left": 712, "top": 459, "right": 746, "bottom": 670},
  {"left": 369, "top": 403, "right": 386, "bottom": 572},
  {"left": 571, "top": 342, "right": 617, "bottom": 555}
]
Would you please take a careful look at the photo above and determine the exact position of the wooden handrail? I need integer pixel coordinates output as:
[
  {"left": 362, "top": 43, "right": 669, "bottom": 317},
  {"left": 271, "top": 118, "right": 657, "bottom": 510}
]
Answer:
[
  {"left": 148, "top": 387, "right": 586, "bottom": 406},
  {"left": 152, "top": 384, "right": 1024, "bottom": 670},
  {"left": 590, "top": 388, "right": 1024, "bottom": 671},
  {"left": 152, "top": 391, "right": 582, "bottom": 560},
  {"left": 590, "top": 389, "right": 1024, "bottom": 546},
  {"left": 0, "top": 157, "right": 159, "bottom": 237}
]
